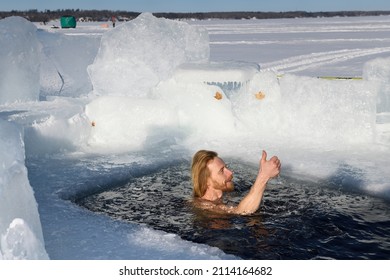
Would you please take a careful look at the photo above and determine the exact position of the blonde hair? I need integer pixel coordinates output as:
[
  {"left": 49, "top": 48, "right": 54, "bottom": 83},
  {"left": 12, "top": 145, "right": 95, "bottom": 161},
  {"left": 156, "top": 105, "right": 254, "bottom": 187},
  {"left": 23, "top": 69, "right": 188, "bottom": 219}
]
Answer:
[{"left": 191, "top": 150, "right": 218, "bottom": 197}]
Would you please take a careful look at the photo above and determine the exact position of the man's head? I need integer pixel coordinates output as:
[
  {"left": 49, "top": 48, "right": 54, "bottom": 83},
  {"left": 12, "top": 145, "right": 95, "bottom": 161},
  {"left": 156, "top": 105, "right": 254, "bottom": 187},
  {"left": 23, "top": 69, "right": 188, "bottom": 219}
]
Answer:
[{"left": 191, "top": 150, "right": 234, "bottom": 198}]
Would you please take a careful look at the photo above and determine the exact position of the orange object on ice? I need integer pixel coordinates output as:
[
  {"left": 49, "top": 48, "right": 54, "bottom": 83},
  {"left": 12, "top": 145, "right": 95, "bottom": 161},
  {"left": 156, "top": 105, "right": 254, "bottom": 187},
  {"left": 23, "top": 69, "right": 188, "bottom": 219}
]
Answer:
[
  {"left": 255, "top": 91, "right": 266, "bottom": 100},
  {"left": 214, "top": 92, "right": 223, "bottom": 100}
]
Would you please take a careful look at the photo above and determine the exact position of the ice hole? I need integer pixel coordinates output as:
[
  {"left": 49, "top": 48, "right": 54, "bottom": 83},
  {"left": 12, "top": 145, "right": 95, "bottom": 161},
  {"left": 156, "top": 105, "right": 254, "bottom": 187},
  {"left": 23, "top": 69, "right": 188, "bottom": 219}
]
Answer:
[{"left": 76, "top": 160, "right": 390, "bottom": 260}]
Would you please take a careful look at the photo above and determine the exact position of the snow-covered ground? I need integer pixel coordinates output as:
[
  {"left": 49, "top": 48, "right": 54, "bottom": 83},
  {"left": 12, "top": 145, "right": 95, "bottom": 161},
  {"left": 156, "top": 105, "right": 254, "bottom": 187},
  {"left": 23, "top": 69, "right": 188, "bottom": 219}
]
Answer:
[{"left": 1, "top": 13, "right": 390, "bottom": 260}]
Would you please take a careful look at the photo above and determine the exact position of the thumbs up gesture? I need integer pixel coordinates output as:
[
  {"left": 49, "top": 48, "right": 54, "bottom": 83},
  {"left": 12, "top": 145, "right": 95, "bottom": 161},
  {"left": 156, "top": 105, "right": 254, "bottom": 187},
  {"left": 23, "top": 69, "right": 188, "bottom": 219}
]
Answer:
[{"left": 259, "top": 150, "right": 281, "bottom": 180}]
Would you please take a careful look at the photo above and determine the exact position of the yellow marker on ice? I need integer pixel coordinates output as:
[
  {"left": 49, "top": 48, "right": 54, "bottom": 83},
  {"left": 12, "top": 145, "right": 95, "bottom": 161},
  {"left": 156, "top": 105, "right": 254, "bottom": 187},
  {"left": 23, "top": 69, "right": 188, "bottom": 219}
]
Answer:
[
  {"left": 214, "top": 91, "right": 223, "bottom": 100},
  {"left": 255, "top": 91, "right": 266, "bottom": 100}
]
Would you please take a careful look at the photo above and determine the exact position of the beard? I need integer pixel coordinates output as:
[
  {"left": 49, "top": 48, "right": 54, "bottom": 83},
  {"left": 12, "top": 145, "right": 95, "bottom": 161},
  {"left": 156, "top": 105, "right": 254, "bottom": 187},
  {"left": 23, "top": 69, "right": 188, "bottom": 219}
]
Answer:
[
  {"left": 224, "top": 180, "right": 234, "bottom": 192},
  {"left": 212, "top": 177, "right": 234, "bottom": 192}
]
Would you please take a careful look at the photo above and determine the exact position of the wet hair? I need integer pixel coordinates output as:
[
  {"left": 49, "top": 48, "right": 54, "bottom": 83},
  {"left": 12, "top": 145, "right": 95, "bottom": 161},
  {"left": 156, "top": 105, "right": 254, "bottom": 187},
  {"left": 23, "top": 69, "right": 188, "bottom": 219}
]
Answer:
[{"left": 191, "top": 150, "right": 218, "bottom": 197}]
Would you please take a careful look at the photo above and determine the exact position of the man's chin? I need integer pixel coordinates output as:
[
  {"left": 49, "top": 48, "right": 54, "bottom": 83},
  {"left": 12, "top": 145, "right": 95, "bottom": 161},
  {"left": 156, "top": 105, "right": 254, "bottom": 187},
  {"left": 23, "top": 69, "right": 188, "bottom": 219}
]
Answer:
[{"left": 225, "top": 182, "right": 234, "bottom": 192}]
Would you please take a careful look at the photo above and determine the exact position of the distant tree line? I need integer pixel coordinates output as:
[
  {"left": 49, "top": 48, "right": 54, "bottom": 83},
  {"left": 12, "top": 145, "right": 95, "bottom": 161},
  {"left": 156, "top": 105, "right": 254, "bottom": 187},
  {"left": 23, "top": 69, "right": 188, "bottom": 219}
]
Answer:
[{"left": 1, "top": 9, "right": 390, "bottom": 22}]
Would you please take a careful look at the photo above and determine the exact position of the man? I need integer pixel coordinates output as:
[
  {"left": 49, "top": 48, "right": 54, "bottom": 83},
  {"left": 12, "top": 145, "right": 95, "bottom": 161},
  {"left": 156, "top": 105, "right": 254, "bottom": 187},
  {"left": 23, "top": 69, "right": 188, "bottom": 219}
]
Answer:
[{"left": 191, "top": 150, "right": 281, "bottom": 215}]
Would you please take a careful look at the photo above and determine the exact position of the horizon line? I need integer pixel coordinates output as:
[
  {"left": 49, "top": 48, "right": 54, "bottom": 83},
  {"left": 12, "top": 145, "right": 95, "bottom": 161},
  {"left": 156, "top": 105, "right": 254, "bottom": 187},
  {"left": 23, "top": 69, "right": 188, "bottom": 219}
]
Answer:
[{"left": 2, "top": 9, "right": 390, "bottom": 13}]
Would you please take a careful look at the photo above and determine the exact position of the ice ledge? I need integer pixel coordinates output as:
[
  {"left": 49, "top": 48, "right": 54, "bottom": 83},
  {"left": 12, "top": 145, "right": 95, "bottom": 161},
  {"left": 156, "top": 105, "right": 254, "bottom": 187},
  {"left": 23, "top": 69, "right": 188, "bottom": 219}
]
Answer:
[{"left": 173, "top": 61, "right": 261, "bottom": 84}]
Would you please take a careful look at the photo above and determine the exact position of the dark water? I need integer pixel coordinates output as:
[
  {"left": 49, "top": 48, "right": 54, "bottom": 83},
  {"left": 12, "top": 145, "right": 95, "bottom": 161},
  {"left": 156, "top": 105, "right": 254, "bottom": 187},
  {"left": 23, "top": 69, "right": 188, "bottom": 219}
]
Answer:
[{"left": 76, "top": 161, "right": 390, "bottom": 260}]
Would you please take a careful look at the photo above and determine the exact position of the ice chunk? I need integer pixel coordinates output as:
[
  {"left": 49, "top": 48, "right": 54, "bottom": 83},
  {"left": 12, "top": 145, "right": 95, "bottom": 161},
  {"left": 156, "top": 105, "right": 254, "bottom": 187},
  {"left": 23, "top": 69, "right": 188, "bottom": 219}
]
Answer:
[
  {"left": 1, "top": 218, "right": 48, "bottom": 260},
  {"left": 279, "top": 74, "right": 377, "bottom": 146},
  {"left": 38, "top": 32, "right": 100, "bottom": 98},
  {"left": 153, "top": 78, "right": 236, "bottom": 141},
  {"left": 25, "top": 113, "right": 92, "bottom": 155},
  {"left": 363, "top": 57, "right": 390, "bottom": 113},
  {"left": 0, "top": 120, "right": 48, "bottom": 259},
  {"left": 173, "top": 61, "right": 260, "bottom": 93},
  {"left": 232, "top": 71, "right": 282, "bottom": 133},
  {"left": 231, "top": 71, "right": 377, "bottom": 148},
  {"left": 87, "top": 13, "right": 209, "bottom": 98},
  {"left": 85, "top": 96, "right": 179, "bottom": 152},
  {"left": 127, "top": 226, "right": 237, "bottom": 259},
  {"left": 0, "top": 17, "right": 40, "bottom": 104}
]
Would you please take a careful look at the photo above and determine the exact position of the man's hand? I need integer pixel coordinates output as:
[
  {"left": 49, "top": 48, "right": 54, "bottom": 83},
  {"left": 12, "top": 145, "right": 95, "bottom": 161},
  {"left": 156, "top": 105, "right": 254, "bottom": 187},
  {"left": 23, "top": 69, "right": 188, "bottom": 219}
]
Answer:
[
  {"left": 233, "top": 150, "right": 281, "bottom": 215},
  {"left": 259, "top": 150, "right": 281, "bottom": 180}
]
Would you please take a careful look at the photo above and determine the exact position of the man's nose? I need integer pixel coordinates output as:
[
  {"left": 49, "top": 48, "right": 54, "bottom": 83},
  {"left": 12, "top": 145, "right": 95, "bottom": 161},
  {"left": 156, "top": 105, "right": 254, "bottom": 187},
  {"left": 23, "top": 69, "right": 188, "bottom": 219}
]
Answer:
[{"left": 226, "top": 168, "right": 233, "bottom": 176}]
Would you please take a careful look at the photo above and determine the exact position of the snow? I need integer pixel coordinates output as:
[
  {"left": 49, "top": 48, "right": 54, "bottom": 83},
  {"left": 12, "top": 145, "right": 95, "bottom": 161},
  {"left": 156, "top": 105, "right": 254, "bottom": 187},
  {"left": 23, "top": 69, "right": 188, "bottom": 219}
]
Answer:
[
  {"left": 85, "top": 96, "right": 179, "bottom": 152},
  {"left": 1, "top": 13, "right": 390, "bottom": 260}
]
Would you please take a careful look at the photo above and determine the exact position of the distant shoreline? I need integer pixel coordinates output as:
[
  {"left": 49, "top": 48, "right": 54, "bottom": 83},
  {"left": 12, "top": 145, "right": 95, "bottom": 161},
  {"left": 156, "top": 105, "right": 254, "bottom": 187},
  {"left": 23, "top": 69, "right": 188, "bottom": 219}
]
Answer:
[{"left": 1, "top": 9, "right": 390, "bottom": 22}]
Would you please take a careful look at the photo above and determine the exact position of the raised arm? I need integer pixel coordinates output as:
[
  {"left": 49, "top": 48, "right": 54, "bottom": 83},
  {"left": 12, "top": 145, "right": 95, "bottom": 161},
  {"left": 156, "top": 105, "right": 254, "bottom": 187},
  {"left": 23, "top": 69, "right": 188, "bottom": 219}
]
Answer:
[{"left": 234, "top": 150, "right": 281, "bottom": 215}]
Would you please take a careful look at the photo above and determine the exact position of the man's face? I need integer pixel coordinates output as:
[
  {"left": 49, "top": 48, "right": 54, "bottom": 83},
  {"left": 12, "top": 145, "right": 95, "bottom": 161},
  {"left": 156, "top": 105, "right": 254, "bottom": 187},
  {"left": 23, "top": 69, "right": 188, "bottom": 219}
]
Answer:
[{"left": 206, "top": 157, "right": 234, "bottom": 192}]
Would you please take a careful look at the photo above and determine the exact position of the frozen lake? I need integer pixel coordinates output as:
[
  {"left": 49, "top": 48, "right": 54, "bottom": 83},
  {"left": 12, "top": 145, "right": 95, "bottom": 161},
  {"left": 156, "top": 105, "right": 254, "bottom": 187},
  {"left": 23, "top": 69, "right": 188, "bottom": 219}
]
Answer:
[
  {"left": 200, "top": 16, "right": 390, "bottom": 77},
  {"left": 1, "top": 14, "right": 390, "bottom": 260}
]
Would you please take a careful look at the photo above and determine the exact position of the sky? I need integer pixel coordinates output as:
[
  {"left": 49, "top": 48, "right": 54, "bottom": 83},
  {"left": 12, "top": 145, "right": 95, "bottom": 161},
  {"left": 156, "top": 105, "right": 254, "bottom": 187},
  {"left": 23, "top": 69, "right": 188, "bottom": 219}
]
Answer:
[{"left": 1, "top": 0, "right": 390, "bottom": 13}]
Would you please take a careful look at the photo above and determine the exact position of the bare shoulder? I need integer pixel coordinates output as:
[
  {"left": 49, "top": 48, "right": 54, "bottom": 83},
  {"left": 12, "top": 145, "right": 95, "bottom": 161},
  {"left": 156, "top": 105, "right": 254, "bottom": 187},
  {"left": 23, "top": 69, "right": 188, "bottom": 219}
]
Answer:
[{"left": 191, "top": 198, "right": 236, "bottom": 214}]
